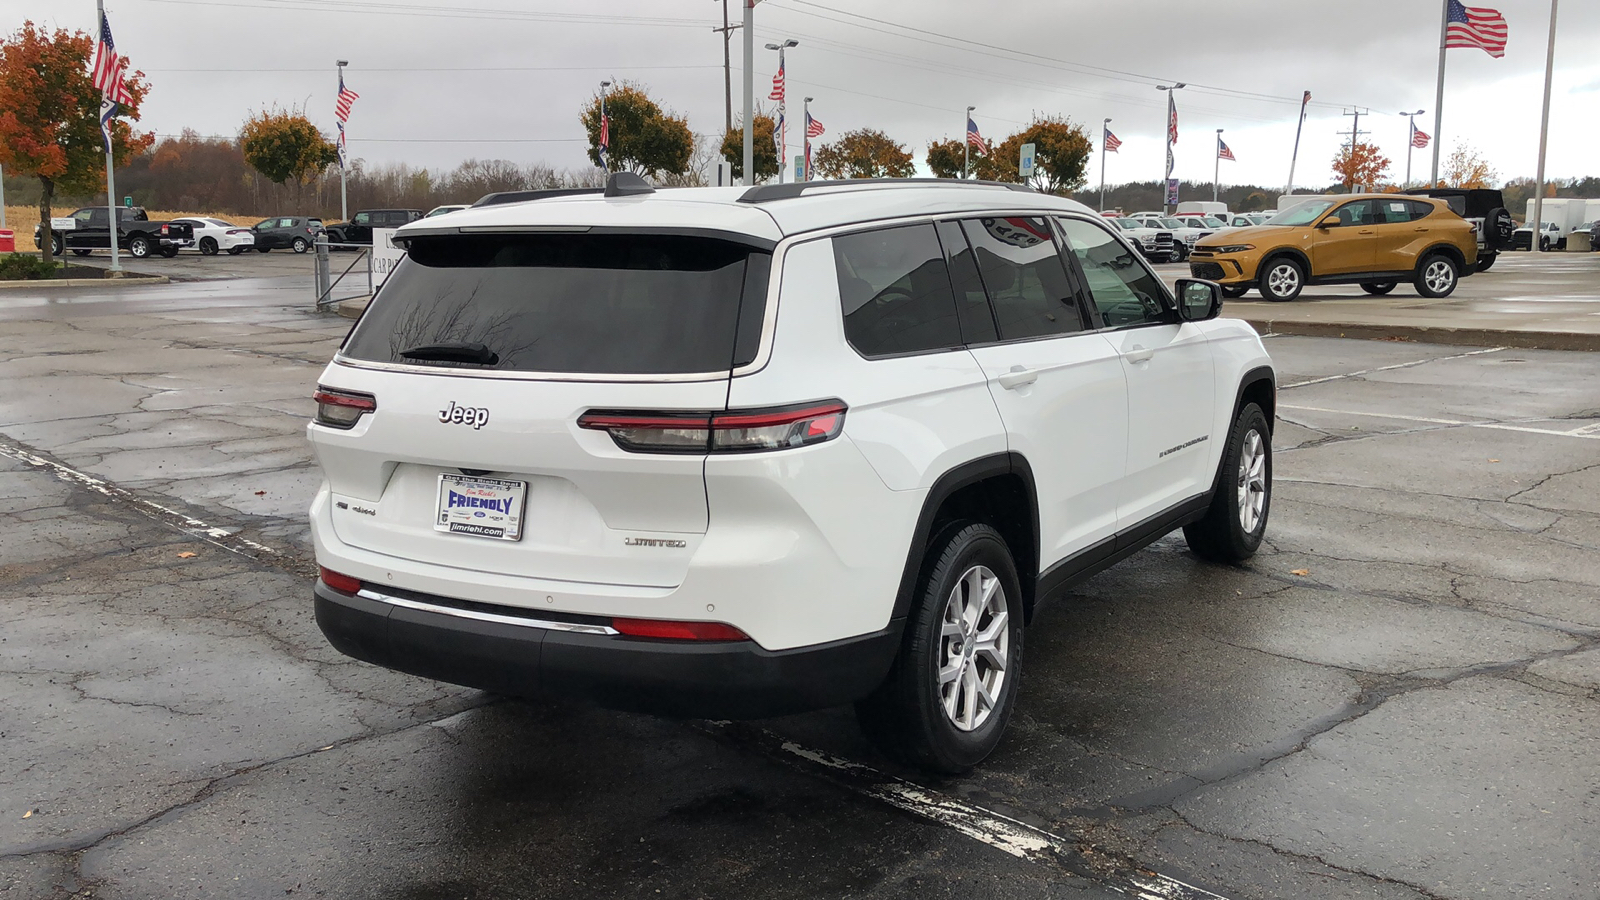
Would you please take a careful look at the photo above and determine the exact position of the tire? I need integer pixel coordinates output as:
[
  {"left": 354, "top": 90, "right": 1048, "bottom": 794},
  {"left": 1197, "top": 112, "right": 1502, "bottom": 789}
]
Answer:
[
  {"left": 1476, "top": 252, "right": 1496, "bottom": 272},
  {"left": 199, "top": 237, "right": 219, "bottom": 256},
  {"left": 291, "top": 237, "right": 309, "bottom": 254},
  {"left": 226, "top": 246, "right": 243, "bottom": 256},
  {"left": 160, "top": 247, "right": 179, "bottom": 258},
  {"left": 1183, "top": 402, "right": 1271, "bottom": 563},
  {"left": 1221, "top": 285, "right": 1249, "bottom": 299},
  {"left": 1414, "top": 253, "right": 1459, "bottom": 298},
  {"left": 50, "top": 236, "right": 64, "bottom": 257},
  {"left": 128, "top": 236, "right": 151, "bottom": 258},
  {"left": 856, "top": 522, "right": 1024, "bottom": 774},
  {"left": 1539, "top": 237, "right": 1551, "bottom": 252},
  {"left": 1258, "top": 256, "right": 1304, "bottom": 302},
  {"left": 1485, "top": 208, "right": 1514, "bottom": 250},
  {"left": 72, "top": 248, "right": 92, "bottom": 258},
  {"left": 1359, "top": 281, "right": 1397, "bottom": 295},
  {"left": 257, "top": 246, "right": 271, "bottom": 254},
  {"left": 1173, "top": 243, "right": 1189, "bottom": 262}
]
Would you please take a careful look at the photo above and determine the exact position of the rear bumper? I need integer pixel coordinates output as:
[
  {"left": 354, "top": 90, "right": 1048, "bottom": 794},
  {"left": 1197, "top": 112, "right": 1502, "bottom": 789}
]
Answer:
[{"left": 314, "top": 580, "right": 901, "bottom": 719}]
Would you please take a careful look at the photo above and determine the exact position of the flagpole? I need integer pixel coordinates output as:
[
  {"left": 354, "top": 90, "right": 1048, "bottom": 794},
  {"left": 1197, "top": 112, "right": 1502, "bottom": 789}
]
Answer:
[
  {"left": 741, "top": 0, "right": 753, "bottom": 186},
  {"left": 1430, "top": 0, "right": 1449, "bottom": 187},
  {"left": 1214, "top": 130, "right": 1222, "bottom": 203},
  {"left": 336, "top": 60, "right": 348, "bottom": 222},
  {"left": 777, "top": 46, "right": 784, "bottom": 184},
  {"left": 1531, "top": 0, "right": 1559, "bottom": 253},
  {"left": 803, "top": 97, "right": 811, "bottom": 182},
  {"left": 963, "top": 106, "right": 974, "bottom": 180},
  {"left": 1099, "top": 117, "right": 1110, "bottom": 212},
  {"left": 97, "top": 0, "right": 121, "bottom": 274}
]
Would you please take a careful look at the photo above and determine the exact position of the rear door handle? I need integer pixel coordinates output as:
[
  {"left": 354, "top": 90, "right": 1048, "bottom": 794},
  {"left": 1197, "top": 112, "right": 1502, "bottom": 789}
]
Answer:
[
  {"left": 1122, "top": 344, "right": 1155, "bottom": 364},
  {"left": 1357, "top": 229, "right": 1376, "bottom": 235},
  {"left": 997, "top": 365, "right": 1038, "bottom": 390},
  {"left": 1414, "top": 227, "right": 1430, "bottom": 232}
]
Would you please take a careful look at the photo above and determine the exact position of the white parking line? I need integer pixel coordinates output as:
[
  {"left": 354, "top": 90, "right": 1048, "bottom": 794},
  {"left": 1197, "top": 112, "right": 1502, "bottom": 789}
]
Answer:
[
  {"left": 698, "top": 722, "right": 1234, "bottom": 899},
  {"left": 1279, "top": 404, "right": 1600, "bottom": 441},
  {"left": 1281, "top": 346, "right": 1506, "bottom": 389},
  {"left": 0, "top": 441, "right": 276, "bottom": 556}
]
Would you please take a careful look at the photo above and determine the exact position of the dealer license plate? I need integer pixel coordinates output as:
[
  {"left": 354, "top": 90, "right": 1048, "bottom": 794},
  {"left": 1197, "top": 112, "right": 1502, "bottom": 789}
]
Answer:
[{"left": 435, "top": 473, "right": 526, "bottom": 541}]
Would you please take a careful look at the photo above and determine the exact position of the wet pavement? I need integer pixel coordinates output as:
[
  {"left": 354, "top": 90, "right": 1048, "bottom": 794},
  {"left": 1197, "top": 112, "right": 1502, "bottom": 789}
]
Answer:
[{"left": 1, "top": 283, "right": 1597, "bottom": 899}]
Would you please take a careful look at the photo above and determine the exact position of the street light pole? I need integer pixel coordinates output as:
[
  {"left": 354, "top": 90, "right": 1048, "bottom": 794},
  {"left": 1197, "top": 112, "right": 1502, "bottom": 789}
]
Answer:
[
  {"left": 1157, "top": 83, "right": 1185, "bottom": 215},
  {"left": 1402, "top": 110, "right": 1425, "bottom": 188},
  {"left": 1099, "top": 117, "right": 1110, "bottom": 212},
  {"left": 964, "top": 106, "right": 975, "bottom": 180},
  {"left": 765, "top": 39, "right": 797, "bottom": 184}
]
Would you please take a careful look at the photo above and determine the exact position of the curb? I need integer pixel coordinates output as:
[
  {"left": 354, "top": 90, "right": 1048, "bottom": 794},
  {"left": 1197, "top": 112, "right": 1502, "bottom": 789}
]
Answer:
[
  {"left": 0, "top": 273, "right": 169, "bottom": 289},
  {"left": 335, "top": 295, "right": 371, "bottom": 319},
  {"left": 1239, "top": 318, "right": 1600, "bottom": 353}
]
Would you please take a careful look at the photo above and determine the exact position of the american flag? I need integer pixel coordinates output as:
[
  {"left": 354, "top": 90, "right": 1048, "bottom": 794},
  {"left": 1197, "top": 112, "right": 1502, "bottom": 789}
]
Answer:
[
  {"left": 1411, "top": 122, "right": 1431, "bottom": 149},
  {"left": 598, "top": 99, "right": 610, "bottom": 169},
  {"left": 1167, "top": 92, "right": 1178, "bottom": 144},
  {"left": 1445, "top": 0, "right": 1508, "bottom": 58},
  {"left": 335, "top": 76, "right": 359, "bottom": 124},
  {"left": 92, "top": 13, "right": 133, "bottom": 105},
  {"left": 966, "top": 117, "right": 988, "bottom": 154},
  {"left": 768, "top": 60, "right": 784, "bottom": 103},
  {"left": 1218, "top": 139, "right": 1235, "bottom": 161},
  {"left": 1103, "top": 128, "right": 1121, "bottom": 153},
  {"left": 806, "top": 110, "right": 825, "bottom": 138}
]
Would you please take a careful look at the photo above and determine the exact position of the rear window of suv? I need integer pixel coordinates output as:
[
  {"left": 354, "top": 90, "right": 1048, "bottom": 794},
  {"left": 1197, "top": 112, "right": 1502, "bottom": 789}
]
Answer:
[{"left": 341, "top": 233, "right": 770, "bottom": 376}]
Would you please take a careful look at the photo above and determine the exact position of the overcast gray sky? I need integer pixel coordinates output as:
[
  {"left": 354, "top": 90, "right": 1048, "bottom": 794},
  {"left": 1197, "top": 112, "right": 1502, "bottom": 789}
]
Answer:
[{"left": 9, "top": 0, "right": 1600, "bottom": 191}]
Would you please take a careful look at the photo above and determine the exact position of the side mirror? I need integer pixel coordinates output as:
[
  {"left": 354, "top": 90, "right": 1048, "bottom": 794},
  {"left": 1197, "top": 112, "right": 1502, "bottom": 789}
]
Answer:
[
  {"left": 1175, "top": 278, "right": 1223, "bottom": 322},
  {"left": 1317, "top": 216, "right": 1340, "bottom": 229}
]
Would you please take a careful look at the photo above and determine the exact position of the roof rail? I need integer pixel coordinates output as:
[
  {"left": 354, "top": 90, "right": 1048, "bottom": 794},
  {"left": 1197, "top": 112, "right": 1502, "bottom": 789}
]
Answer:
[
  {"left": 736, "top": 177, "right": 1034, "bottom": 204},
  {"left": 472, "top": 188, "right": 604, "bottom": 208}
]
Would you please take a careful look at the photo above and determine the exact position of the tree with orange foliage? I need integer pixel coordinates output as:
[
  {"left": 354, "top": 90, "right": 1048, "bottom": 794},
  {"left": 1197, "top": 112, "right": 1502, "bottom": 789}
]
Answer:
[
  {"left": 1439, "top": 143, "right": 1497, "bottom": 189},
  {"left": 813, "top": 129, "right": 916, "bottom": 180},
  {"left": 0, "top": 22, "right": 152, "bottom": 263},
  {"left": 1330, "top": 142, "right": 1390, "bottom": 191}
]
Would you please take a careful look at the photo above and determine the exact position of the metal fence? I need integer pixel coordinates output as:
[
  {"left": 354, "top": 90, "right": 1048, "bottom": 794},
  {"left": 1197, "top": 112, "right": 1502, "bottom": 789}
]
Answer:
[{"left": 313, "top": 235, "right": 373, "bottom": 310}]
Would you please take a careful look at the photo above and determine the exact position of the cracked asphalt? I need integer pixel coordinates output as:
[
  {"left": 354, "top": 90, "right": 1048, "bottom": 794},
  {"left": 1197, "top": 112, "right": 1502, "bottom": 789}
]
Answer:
[{"left": 1, "top": 284, "right": 1598, "bottom": 900}]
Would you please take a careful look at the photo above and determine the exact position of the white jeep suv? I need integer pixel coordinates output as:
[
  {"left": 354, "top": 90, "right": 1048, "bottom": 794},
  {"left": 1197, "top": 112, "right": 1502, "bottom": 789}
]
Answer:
[{"left": 309, "top": 175, "right": 1276, "bottom": 773}]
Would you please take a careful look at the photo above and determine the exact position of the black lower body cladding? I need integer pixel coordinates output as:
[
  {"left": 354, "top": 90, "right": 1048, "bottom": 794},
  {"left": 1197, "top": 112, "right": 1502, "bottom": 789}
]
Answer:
[{"left": 314, "top": 580, "right": 901, "bottom": 719}]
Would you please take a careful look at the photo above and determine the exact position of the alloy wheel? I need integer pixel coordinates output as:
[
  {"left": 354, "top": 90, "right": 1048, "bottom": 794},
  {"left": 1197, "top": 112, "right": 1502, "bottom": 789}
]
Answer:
[
  {"left": 1237, "top": 429, "right": 1267, "bottom": 534},
  {"left": 937, "top": 565, "right": 1010, "bottom": 732},
  {"left": 1424, "top": 260, "right": 1455, "bottom": 294},
  {"left": 1267, "top": 264, "right": 1299, "bottom": 298}
]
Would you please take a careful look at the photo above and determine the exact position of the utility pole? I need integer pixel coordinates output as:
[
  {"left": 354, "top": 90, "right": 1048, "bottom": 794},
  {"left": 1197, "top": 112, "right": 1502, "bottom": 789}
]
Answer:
[
  {"left": 712, "top": 0, "right": 739, "bottom": 136},
  {"left": 1099, "top": 117, "right": 1110, "bottom": 212},
  {"left": 741, "top": 0, "right": 753, "bottom": 186},
  {"left": 1531, "top": 0, "right": 1559, "bottom": 253},
  {"left": 1338, "top": 108, "right": 1370, "bottom": 190},
  {"left": 1401, "top": 109, "right": 1425, "bottom": 187},
  {"left": 964, "top": 106, "right": 975, "bottom": 180}
]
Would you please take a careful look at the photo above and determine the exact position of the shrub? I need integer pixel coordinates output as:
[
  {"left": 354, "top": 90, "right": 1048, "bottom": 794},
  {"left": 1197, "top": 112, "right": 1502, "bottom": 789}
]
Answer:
[{"left": 0, "top": 252, "right": 60, "bottom": 280}]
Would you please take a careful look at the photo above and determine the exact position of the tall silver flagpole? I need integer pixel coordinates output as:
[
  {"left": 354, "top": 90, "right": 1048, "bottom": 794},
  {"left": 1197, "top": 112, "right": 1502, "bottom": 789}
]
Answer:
[
  {"left": 1531, "top": 0, "right": 1559, "bottom": 253},
  {"left": 1214, "top": 130, "right": 1222, "bottom": 203},
  {"left": 1099, "top": 118, "right": 1110, "bottom": 212},
  {"left": 742, "top": 0, "right": 754, "bottom": 186},
  {"left": 98, "top": 0, "right": 121, "bottom": 274},
  {"left": 1286, "top": 91, "right": 1309, "bottom": 194},
  {"left": 1430, "top": 0, "right": 1449, "bottom": 187},
  {"left": 963, "top": 106, "right": 974, "bottom": 179},
  {"left": 337, "top": 60, "right": 349, "bottom": 222}
]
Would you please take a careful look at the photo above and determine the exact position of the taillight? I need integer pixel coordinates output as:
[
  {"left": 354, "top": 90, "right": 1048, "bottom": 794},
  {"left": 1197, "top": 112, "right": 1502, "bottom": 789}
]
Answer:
[
  {"left": 313, "top": 386, "right": 376, "bottom": 429},
  {"left": 319, "top": 566, "right": 362, "bottom": 594},
  {"left": 160, "top": 224, "right": 170, "bottom": 235},
  {"left": 578, "top": 401, "right": 846, "bottom": 454},
  {"left": 227, "top": 229, "right": 250, "bottom": 235},
  {"left": 612, "top": 618, "right": 750, "bottom": 642}
]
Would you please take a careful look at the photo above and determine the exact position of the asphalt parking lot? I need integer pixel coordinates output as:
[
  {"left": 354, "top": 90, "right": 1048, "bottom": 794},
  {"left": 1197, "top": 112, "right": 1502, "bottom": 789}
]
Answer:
[{"left": 1, "top": 277, "right": 1598, "bottom": 899}]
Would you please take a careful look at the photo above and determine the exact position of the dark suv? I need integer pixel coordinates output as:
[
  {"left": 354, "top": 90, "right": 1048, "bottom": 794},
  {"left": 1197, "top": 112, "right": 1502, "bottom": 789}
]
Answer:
[
  {"left": 323, "top": 209, "right": 424, "bottom": 247},
  {"left": 252, "top": 216, "right": 325, "bottom": 254}
]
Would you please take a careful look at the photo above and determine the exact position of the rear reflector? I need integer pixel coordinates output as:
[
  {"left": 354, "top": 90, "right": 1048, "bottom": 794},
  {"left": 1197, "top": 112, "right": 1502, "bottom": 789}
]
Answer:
[
  {"left": 319, "top": 566, "right": 362, "bottom": 594},
  {"left": 579, "top": 401, "right": 846, "bottom": 454},
  {"left": 313, "top": 386, "right": 377, "bottom": 429},
  {"left": 611, "top": 618, "right": 751, "bottom": 642}
]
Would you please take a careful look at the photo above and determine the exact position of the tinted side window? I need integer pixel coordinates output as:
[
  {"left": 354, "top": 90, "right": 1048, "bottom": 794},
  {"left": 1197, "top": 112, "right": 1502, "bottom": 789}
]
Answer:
[
  {"left": 960, "top": 216, "right": 1082, "bottom": 340},
  {"left": 832, "top": 224, "right": 963, "bottom": 358},
  {"left": 1330, "top": 200, "right": 1377, "bottom": 227},
  {"left": 1378, "top": 199, "right": 1428, "bottom": 224},
  {"left": 934, "top": 220, "right": 997, "bottom": 345},
  {"left": 1056, "top": 217, "right": 1171, "bottom": 329}
]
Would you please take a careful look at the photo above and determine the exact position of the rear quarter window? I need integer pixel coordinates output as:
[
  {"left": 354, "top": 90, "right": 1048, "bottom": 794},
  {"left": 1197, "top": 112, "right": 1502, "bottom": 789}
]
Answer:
[
  {"left": 341, "top": 233, "right": 770, "bottom": 376},
  {"left": 832, "top": 224, "right": 963, "bottom": 358}
]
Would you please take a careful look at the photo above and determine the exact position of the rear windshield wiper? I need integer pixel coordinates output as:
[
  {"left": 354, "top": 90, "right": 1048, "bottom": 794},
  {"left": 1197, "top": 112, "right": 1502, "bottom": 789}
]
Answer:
[{"left": 399, "top": 341, "right": 500, "bottom": 366}]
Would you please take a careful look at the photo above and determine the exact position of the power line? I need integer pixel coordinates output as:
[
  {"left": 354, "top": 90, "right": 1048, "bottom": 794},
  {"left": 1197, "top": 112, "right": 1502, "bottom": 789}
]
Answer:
[
  {"left": 129, "top": 0, "right": 712, "bottom": 27},
  {"left": 145, "top": 65, "right": 719, "bottom": 73}
]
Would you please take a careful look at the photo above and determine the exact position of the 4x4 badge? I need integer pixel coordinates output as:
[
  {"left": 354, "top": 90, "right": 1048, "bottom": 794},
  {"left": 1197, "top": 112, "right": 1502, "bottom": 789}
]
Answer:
[{"left": 439, "top": 401, "right": 490, "bottom": 429}]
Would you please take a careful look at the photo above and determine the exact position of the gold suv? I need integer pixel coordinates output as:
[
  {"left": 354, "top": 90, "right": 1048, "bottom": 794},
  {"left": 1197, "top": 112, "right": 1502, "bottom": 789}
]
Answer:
[{"left": 1188, "top": 194, "right": 1479, "bottom": 301}]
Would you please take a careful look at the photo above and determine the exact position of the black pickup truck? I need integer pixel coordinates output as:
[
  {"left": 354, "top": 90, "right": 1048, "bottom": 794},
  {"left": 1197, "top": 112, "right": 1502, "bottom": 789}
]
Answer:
[{"left": 34, "top": 207, "right": 196, "bottom": 259}]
